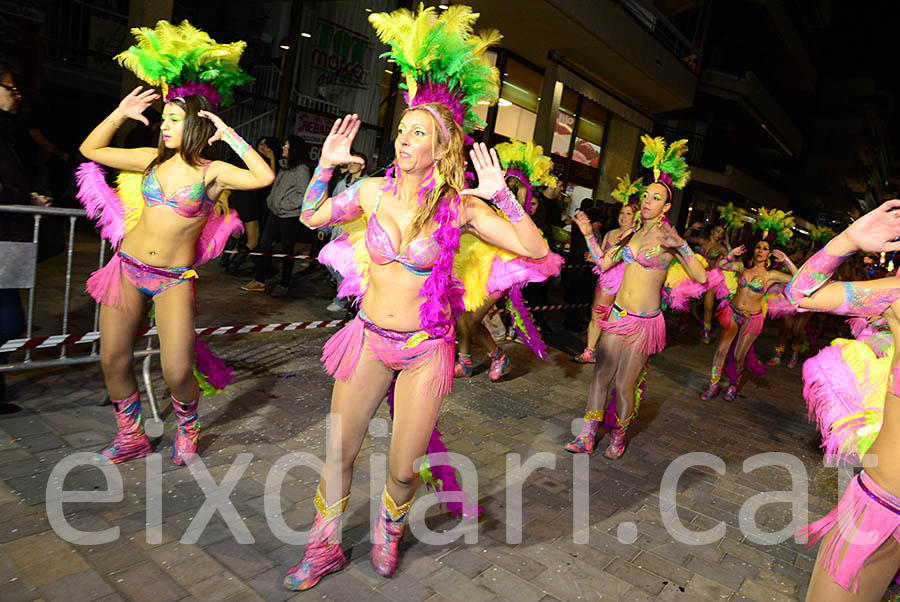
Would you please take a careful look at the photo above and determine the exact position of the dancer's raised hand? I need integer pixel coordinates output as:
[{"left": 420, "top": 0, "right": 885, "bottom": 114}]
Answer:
[
  {"left": 730, "top": 245, "right": 746, "bottom": 258},
  {"left": 771, "top": 249, "right": 788, "bottom": 263},
  {"left": 321, "top": 114, "right": 364, "bottom": 169},
  {"left": 658, "top": 222, "right": 687, "bottom": 248},
  {"left": 573, "top": 210, "right": 594, "bottom": 236},
  {"left": 197, "top": 111, "right": 231, "bottom": 145},
  {"left": 841, "top": 200, "right": 900, "bottom": 253},
  {"left": 117, "top": 86, "right": 160, "bottom": 126},
  {"left": 460, "top": 143, "right": 506, "bottom": 200}
]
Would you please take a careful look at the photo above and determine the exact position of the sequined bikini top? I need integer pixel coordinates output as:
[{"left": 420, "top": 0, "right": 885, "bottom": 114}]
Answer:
[
  {"left": 143, "top": 163, "right": 215, "bottom": 218},
  {"left": 621, "top": 244, "right": 668, "bottom": 270},
  {"left": 365, "top": 188, "right": 440, "bottom": 276}
]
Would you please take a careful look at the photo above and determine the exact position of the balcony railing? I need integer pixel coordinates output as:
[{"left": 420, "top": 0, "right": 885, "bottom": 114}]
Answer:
[{"left": 614, "top": 0, "right": 700, "bottom": 72}]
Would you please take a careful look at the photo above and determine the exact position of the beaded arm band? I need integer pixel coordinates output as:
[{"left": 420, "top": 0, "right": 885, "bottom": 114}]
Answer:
[
  {"left": 491, "top": 187, "right": 525, "bottom": 223},
  {"left": 222, "top": 128, "right": 250, "bottom": 158},
  {"left": 586, "top": 235, "right": 604, "bottom": 264},
  {"left": 676, "top": 242, "right": 696, "bottom": 262}
]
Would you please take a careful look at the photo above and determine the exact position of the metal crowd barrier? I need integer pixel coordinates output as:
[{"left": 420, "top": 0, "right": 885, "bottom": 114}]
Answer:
[{"left": 0, "top": 205, "right": 164, "bottom": 419}]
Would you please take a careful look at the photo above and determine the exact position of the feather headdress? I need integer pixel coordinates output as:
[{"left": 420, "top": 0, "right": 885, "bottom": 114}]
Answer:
[
  {"left": 718, "top": 202, "right": 747, "bottom": 233},
  {"left": 369, "top": 4, "right": 501, "bottom": 132},
  {"left": 610, "top": 173, "right": 645, "bottom": 205},
  {"left": 495, "top": 139, "right": 557, "bottom": 212},
  {"left": 640, "top": 135, "right": 691, "bottom": 191},
  {"left": 754, "top": 207, "right": 795, "bottom": 246},
  {"left": 809, "top": 225, "right": 836, "bottom": 247},
  {"left": 115, "top": 20, "right": 251, "bottom": 109}
]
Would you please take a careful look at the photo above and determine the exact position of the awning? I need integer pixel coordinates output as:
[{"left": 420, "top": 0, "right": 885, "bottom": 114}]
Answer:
[{"left": 555, "top": 63, "right": 655, "bottom": 131}]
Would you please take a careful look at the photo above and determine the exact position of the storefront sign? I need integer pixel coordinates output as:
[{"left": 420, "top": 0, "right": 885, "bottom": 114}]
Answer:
[{"left": 310, "top": 18, "right": 372, "bottom": 90}]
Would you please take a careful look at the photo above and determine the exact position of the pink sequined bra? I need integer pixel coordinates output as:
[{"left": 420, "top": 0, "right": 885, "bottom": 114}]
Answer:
[
  {"left": 143, "top": 163, "right": 215, "bottom": 218},
  {"left": 621, "top": 244, "right": 669, "bottom": 270},
  {"left": 365, "top": 188, "right": 440, "bottom": 276}
]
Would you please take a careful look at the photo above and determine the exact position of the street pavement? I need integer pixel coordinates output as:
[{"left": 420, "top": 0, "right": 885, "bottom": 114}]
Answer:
[{"left": 0, "top": 233, "right": 855, "bottom": 601}]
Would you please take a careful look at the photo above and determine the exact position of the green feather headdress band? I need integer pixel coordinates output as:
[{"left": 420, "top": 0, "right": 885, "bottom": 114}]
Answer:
[
  {"left": 640, "top": 135, "right": 691, "bottom": 190},
  {"left": 610, "top": 173, "right": 645, "bottom": 205},
  {"left": 115, "top": 20, "right": 252, "bottom": 108},
  {"left": 754, "top": 207, "right": 795, "bottom": 246},
  {"left": 369, "top": 4, "right": 501, "bottom": 133},
  {"left": 718, "top": 202, "right": 747, "bottom": 233}
]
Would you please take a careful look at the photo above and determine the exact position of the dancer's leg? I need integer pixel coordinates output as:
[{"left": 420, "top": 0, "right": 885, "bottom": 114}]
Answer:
[
  {"left": 154, "top": 283, "right": 200, "bottom": 404},
  {"left": 245, "top": 220, "right": 260, "bottom": 250},
  {"left": 702, "top": 289, "right": 715, "bottom": 342},
  {"left": 604, "top": 342, "right": 649, "bottom": 459},
  {"left": 768, "top": 316, "right": 793, "bottom": 365},
  {"left": 98, "top": 277, "right": 146, "bottom": 400},
  {"left": 702, "top": 315, "right": 738, "bottom": 400},
  {"left": 319, "top": 346, "right": 395, "bottom": 501},
  {"left": 586, "top": 291, "right": 614, "bottom": 350},
  {"left": 565, "top": 331, "right": 625, "bottom": 454},
  {"left": 372, "top": 353, "right": 449, "bottom": 577}
]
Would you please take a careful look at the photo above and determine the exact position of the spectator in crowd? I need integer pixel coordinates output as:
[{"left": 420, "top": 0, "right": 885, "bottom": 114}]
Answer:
[
  {"left": 242, "top": 135, "right": 311, "bottom": 297},
  {"left": 225, "top": 136, "right": 280, "bottom": 273},
  {"left": 564, "top": 198, "right": 602, "bottom": 330},
  {"left": 0, "top": 63, "right": 51, "bottom": 408}
]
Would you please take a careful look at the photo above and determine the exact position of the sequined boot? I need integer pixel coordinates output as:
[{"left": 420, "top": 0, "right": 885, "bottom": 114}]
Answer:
[
  {"left": 766, "top": 346, "right": 784, "bottom": 367},
  {"left": 454, "top": 354, "right": 474, "bottom": 378},
  {"left": 100, "top": 392, "right": 151, "bottom": 464},
  {"left": 723, "top": 384, "right": 738, "bottom": 402},
  {"left": 171, "top": 395, "right": 199, "bottom": 466},
  {"left": 603, "top": 420, "right": 630, "bottom": 460},
  {"left": 283, "top": 488, "right": 349, "bottom": 590},
  {"left": 573, "top": 346, "right": 596, "bottom": 364},
  {"left": 371, "top": 487, "right": 412, "bottom": 578},
  {"left": 488, "top": 347, "right": 509, "bottom": 381},
  {"left": 565, "top": 414, "right": 601, "bottom": 454}
]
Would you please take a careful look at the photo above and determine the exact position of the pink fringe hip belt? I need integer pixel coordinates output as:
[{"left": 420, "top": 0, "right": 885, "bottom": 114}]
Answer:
[
  {"left": 598, "top": 303, "right": 666, "bottom": 356},
  {"left": 717, "top": 301, "right": 764, "bottom": 336},
  {"left": 86, "top": 250, "right": 196, "bottom": 307},
  {"left": 321, "top": 311, "right": 454, "bottom": 397},
  {"left": 799, "top": 471, "right": 900, "bottom": 593},
  {"left": 596, "top": 262, "right": 625, "bottom": 296}
]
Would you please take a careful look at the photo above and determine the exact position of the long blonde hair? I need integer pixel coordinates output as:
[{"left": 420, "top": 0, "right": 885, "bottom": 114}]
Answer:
[{"left": 400, "top": 103, "right": 467, "bottom": 238}]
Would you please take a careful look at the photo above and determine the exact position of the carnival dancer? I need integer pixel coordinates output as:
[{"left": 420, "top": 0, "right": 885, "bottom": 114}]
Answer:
[
  {"left": 573, "top": 174, "right": 642, "bottom": 364},
  {"left": 681, "top": 213, "right": 729, "bottom": 342},
  {"left": 565, "top": 135, "right": 707, "bottom": 459},
  {"left": 768, "top": 227, "right": 834, "bottom": 368},
  {"left": 454, "top": 139, "right": 559, "bottom": 379},
  {"left": 699, "top": 208, "right": 797, "bottom": 402},
  {"left": 776, "top": 200, "right": 900, "bottom": 601},
  {"left": 282, "top": 5, "right": 554, "bottom": 590},
  {"left": 76, "top": 21, "right": 273, "bottom": 465}
]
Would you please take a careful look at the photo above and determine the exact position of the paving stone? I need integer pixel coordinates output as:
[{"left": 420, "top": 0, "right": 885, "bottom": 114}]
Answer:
[
  {"left": 684, "top": 555, "right": 744, "bottom": 590},
  {"left": 439, "top": 548, "right": 492, "bottom": 578},
  {"left": 80, "top": 538, "right": 151, "bottom": 575},
  {"left": 38, "top": 570, "right": 115, "bottom": 601},
  {"left": 0, "top": 529, "right": 92, "bottom": 587},
  {"left": 106, "top": 561, "right": 187, "bottom": 602},
  {"left": 244, "top": 567, "right": 297, "bottom": 602},
  {"left": 604, "top": 557, "right": 667, "bottom": 595},
  {"left": 421, "top": 566, "right": 494, "bottom": 602},
  {"left": 206, "top": 539, "right": 276, "bottom": 580},
  {"left": 658, "top": 573, "right": 733, "bottom": 601},
  {"left": 377, "top": 571, "right": 436, "bottom": 602},
  {"left": 187, "top": 572, "right": 256, "bottom": 602},
  {"left": 632, "top": 551, "right": 693, "bottom": 587},
  {"left": 147, "top": 540, "right": 227, "bottom": 587}
]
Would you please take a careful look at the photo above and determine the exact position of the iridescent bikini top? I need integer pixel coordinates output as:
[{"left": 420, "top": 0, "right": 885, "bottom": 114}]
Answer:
[
  {"left": 739, "top": 272, "right": 765, "bottom": 294},
  {"left": 365, "top": 188, "right": 440, "bottom": 276},
  {"left": 142, "top": 162, "right": 215, "bottom": 218},
  {"left": 621, "top": 244, "right": 669, "bottom": 270}
]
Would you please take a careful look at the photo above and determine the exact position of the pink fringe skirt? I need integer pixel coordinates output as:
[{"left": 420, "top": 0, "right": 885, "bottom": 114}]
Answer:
[
  {"left": 800, "top": 471, "right": 900, "bottom": 593},
  {"left": 86, "top": 251, "right": 194, "bottom": 307},
  {"left": 321, "top": 312, "right": 455, "bottom": 397},
  {"left": 716, "top": 301, "right": 764, "bottom": 337},
  {"left": 598, "top": 304, "right": 666, "bottom": 356},
  {"left": 595, "top": 262, "right": 625, "bottom": 296}
]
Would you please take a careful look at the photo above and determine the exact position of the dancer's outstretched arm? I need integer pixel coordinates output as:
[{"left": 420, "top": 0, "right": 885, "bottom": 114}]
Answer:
[
  {"left": 79, "top": 87, "right": 159, "bottom": 171},
  {"left": 660, "top": 223, "right": 707, "bottom": 284}
]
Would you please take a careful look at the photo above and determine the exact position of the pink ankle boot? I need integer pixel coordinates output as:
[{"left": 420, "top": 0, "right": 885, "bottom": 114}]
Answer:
[
  {"left": 171, "top": 396, "right": 199, "bottom": 465},
  {"left": 100, "top": 392, "right": 151, "bottom": 464},
  {"left": 603, "top": 422, "right": 629, "bottom": 460},
  {"left": 371, "top": 487, "right": 412, "bottom": 578},
  {"left": 565, "top": 417, "right": 601, "bottom": 454},
  {"left": 454, "top": 354, "right": 474, "bottom": 378},
  {"left": 284, "top": 489, "right": 349, "bottom": 590}
]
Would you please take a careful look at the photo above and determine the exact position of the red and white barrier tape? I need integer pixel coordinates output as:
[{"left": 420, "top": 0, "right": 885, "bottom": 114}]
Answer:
[
  {"left": 0, "top": 302, "right": 602, "bottom": 354},
  {"left": 0, "top": 319, "right": 349, "bottom": 354},
  {"left": 223, "top": 249, "right": 313, "bottom": 259}
]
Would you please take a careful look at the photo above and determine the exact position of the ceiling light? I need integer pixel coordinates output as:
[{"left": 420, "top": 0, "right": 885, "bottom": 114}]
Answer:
[
  {"left": 477, "top": 100, "right": 490, "bottom": 105},
  {"left": 438, "top": 4, "right": 449, "bottom": 9},
  {"left": 280, "top": 44, "right": 290, "bottom": 50},
  {"left": 365, "top": 8, "right": 372, "bottom": 12},
  {"left": 301, "top": 32, "right": 312, "bottom": 38},
  {"left": 385, "top": 70, "right": 393, "bottom": 75},
  {"left": 498, "top": 98, "right": 512, "bottom": 106}
]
